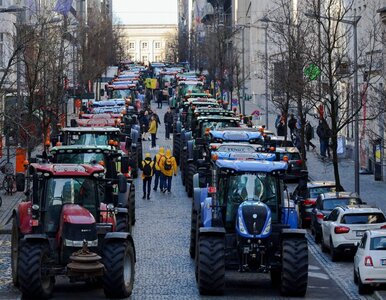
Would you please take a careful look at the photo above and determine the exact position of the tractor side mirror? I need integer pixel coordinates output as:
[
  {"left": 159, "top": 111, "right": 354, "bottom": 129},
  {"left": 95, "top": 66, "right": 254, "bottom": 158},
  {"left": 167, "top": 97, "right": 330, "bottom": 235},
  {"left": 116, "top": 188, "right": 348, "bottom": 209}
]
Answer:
[
  {"left": 121, "top": 156, "right": 129, "bottom": 174},
  {"left": 16, "top": 173, "right": 25, "bottom": 192}
]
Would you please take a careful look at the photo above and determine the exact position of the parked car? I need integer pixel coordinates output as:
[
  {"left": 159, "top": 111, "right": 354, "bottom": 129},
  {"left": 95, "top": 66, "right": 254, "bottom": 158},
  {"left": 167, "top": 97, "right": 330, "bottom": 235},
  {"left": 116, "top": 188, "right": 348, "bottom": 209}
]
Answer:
[
  {"left": 311, "top": 192, "right": 363, "bottom": 243},
  {"left": 321, "top": 205, "right": 386, "bottom": 261},
  {"left": 274, "top": 147, "right": 306, "bottom": 182},
  {"left": 291, "top": 181, "right": 338, "bottom": 228},
  {"left": 354, "top": 230, "right": 386, "bottom": 294}
]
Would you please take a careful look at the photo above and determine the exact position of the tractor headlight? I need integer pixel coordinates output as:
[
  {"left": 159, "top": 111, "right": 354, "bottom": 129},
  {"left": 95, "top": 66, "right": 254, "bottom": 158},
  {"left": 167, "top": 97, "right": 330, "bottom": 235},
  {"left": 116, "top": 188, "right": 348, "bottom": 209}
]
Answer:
[
  {"left": 262, "top": 216, "right": 271, "bottom": 235},
  {"left": 238, "top": 215, "right": 247, "bottom": 234}
]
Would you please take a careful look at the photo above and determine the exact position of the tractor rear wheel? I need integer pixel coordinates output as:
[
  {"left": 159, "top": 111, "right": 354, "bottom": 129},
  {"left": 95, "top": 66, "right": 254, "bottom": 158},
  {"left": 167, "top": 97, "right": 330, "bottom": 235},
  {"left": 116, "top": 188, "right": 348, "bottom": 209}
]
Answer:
[
  {"left": 11, "top": 216, "right": 20, "bottom": 287},
  {"left": 129, "top": 184, "right": 136, "bottom": 226},
  {"left": 280, "top": 238, "right": 308, "bottom": 297},
  {"left": 189, "top": 205, "right": 197, "bottom": 259},
  {"left": 187, "top": 163, "right": 196, "bottom": 197},
  {"left": 198, "top": 235, "right": 225, "bottom": 295},
  {"left": 173, "top": 135, "right": 180, "bottom": 165},
  {"left": 103, "top": 240, "right": 135, "bottom": 298},
  {"left": 116, "top": 214, "right": 130, "bottom": 233},
  {"left": 18, "top": 242, "right": 54, "bottom": 299}
]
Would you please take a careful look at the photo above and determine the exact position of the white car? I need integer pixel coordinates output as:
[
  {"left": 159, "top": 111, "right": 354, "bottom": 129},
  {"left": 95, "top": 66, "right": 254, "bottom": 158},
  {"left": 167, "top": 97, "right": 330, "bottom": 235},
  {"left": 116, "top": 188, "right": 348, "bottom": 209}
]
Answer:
[
  {"left": 321, "top": 205, "right": 386, "bottom": 261},
  {"left": 354, "top": 230, "right": 386, "bottom": 294}
]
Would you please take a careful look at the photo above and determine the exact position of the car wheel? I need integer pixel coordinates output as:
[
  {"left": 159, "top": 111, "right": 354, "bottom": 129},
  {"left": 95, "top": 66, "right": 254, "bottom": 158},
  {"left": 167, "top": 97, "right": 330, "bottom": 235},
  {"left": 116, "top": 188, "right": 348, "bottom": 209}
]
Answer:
[
  {"left": 321, "top": 238, "right": 328, "bottom": 253},
  {"left": 353, "top": 268, "right": 358, "bottom": 285},
  {"left": 358, "top": 273, "right": 373, "bottom": 295}
]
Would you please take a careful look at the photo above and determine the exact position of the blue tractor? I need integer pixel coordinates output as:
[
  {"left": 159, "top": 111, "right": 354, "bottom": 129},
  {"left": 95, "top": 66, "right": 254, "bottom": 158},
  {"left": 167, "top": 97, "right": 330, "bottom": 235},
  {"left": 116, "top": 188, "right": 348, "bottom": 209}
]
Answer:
[{"left": 190, "top": 158, "right": 307, "bottom": 296}]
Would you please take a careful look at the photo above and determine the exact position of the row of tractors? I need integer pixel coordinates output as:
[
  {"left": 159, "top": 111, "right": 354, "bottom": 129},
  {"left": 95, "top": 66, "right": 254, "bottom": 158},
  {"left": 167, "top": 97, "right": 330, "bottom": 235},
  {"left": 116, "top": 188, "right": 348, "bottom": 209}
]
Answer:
[
  {"left": 11, "top": 98, "right": 142, "bottom": 299},
  {"left": 172, "top": 90, "right": 309, "bottom": 296}
]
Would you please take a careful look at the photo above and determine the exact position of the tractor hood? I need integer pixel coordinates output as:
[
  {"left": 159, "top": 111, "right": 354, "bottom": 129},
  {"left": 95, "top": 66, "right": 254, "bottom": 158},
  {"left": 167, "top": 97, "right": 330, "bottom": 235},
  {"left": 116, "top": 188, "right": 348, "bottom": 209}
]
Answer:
[
  {"left": 62, "top": 204, "right": 96, "bottom": 224},
  {"left": 236, "top": 201, "right": 272, "bottom": 238}
]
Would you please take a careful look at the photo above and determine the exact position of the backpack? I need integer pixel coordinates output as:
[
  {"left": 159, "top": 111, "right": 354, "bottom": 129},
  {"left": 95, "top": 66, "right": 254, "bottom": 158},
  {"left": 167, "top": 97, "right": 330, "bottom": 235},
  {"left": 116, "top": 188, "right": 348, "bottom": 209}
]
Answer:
[
  {"left": 143, "top": 161, "right": 152, "bottom": 176},
  {"left": 164, "top": 157, "right": 172, "bottom": 171}
]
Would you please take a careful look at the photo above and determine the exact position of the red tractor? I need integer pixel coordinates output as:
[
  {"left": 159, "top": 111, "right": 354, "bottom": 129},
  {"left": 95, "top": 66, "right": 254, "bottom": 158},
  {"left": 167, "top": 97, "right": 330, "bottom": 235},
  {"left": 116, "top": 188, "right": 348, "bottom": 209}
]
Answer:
[{"left": 11, "top": 162, "right": 135, "bottom": 299}]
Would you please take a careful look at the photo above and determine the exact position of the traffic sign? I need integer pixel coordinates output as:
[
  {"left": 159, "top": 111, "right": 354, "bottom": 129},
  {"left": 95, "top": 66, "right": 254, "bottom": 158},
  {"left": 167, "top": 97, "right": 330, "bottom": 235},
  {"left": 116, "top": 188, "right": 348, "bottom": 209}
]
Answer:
[{"left": 304, "top": 63, "right": 321, "bottom": 81}]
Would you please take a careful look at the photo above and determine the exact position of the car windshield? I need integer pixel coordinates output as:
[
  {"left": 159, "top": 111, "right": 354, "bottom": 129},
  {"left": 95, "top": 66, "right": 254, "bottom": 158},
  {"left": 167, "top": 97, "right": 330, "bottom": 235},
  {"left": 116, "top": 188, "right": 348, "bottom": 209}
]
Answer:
[
  {"left": 112, "top": 90, "right": 132, "bottom": 99},
  {"left": 201, "top": 120, "right": 237, "bottom": 135},
  {"left": 71, "top": 133, "right": 109, "bottom": 146},
  {"left": 309, "top": 186, "right": 336, "bottom": 198},
  {"left": 56, "top": 152, "right": 105, "bottom": 164},
  {"left": 341, "top": 213, "right": 386, "bottom": 224},
  {"left": 322, "top": 198, "right": 362, "bottom": 210},
  {"left": 370, "top": 237, "right": 386, "bottom": 250}
]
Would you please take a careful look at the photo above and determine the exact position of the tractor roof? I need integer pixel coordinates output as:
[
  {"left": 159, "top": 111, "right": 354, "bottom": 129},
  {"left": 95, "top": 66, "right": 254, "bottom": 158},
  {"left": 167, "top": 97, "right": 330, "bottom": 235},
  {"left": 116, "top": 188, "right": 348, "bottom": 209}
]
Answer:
[
  {"left": 214, "top": 152, "right": 276, "bottom": 161},
  {"left": 30, "top": 163, "right": 105, "bottom": 176},
  {"left": 80, "top": 113, "right": 122, "bottom": 119},
  {"left": 61, "top": 127, "right": 121, "bottom": 134},
  {"left": 197, "top": 115, "right": 239, "bottom": 121},
  {"left": 215, "top": 159, "right": 287, "bottom": 172},
  {"left": 50, "top": 145, "right": 115, "bottom": 153},
  {"left": 210, "top": 130, "right": 262, "bottom": 141}
]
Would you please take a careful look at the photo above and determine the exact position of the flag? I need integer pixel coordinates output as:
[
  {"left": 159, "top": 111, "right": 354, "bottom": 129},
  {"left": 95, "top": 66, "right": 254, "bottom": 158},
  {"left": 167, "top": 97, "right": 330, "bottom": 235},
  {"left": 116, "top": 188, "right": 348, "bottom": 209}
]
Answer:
[{"left": 54, "top": 0, "right": 73, "bottom": 16}]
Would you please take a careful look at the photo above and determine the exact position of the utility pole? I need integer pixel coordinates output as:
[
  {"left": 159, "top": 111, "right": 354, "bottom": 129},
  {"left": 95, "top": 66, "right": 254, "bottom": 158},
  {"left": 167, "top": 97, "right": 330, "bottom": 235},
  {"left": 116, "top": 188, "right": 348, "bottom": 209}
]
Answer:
[
  {"left": 264, "top": 24, "right": 268, "bottom": 128},
  {"left": 353, "top": 17, "right": 360, "bottom": 194},
  {"left": 241, "top": 26, "right": 245, "bottom": 116}
]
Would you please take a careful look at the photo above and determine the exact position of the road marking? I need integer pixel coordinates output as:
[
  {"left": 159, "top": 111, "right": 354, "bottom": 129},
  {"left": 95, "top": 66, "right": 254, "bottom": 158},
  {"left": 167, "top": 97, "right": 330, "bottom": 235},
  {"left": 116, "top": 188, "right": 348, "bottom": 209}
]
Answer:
[{"left": 308, "top": 271, "right": 330, "bottom": 280}]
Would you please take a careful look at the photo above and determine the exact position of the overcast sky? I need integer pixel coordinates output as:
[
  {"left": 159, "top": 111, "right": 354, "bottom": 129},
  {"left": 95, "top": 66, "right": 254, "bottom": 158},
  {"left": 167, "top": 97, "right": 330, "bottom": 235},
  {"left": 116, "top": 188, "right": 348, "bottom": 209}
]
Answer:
[{"left": 113, "top": 0, "right": 178, "bottom": 25}]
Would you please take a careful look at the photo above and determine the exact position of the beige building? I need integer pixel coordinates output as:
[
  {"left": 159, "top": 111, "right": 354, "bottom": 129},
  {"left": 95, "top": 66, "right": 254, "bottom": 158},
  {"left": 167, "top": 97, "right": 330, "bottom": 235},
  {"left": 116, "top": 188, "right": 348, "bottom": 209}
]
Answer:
[{"left": 119, "top": 24, "right": 178, "bottom": 64}]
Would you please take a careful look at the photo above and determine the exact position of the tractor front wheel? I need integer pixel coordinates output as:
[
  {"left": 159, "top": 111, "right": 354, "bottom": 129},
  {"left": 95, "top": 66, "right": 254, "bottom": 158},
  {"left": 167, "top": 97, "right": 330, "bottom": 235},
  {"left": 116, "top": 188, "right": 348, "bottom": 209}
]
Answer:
[
  {"left": 189, "top": 205, "right": 197, "bottom": 259},
  {"left": 18, "top": 242, "right": 54, "bottom": 299},
  {"left": 103, "top": 240, "right": 135, "bottom": 298},
  {"left": 280, "top": 238, "right": 308, "bottom": 297},
  {"left": 11, "top": 216, "right": 20, "bottom": 287},
  {"left": 129, "top": 184, "right": 136, "bottom": 226},
  {"left": 187, "top": 163, "right": 196, "bottom": 197},
  {"left": 197, "top": 234, "right": 225, "bottom": 295}
]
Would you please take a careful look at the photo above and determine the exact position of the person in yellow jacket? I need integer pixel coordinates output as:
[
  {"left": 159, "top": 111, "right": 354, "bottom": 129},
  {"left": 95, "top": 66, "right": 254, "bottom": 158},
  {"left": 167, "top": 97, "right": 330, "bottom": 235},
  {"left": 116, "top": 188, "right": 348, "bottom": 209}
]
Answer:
[
  {"left": 159, "top": 149, "right": 177, "bottom": 193},
  {"left": 152, "top": 147, "right": 165, "bottom": 192},
  {"left": 148, "top": 115, "right": 158, "bottom": 148},
  {"left": 140, "top": 153, "right": 154, "bottom": 199}
]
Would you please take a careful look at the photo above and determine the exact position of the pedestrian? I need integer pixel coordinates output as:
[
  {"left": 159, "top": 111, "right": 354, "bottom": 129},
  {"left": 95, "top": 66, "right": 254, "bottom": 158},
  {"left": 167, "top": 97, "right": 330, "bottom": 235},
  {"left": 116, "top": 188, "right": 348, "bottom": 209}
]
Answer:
[
  {"left": 277, "top": 117, "right": 286, "bottom": 137},
  {"left": 148, "top": 115, "right": 158, "bottom": 148},
  {"left": 140, "top": 153, "right": 154, "bottom": 200},
  {"left": 140, "top": 110, "right": 150, "bottom": 141},
  {"left": 153, "top": 147, "right": 165, "bottom": 191},
  {"left": 288, "top": 114, "right": 297, "bottom": 141},
  {"left": 152, "top": 111, "right": 161, "bottom": 130},
  {"left": 316, "top": 119, "right": 331, "bottom": 157},
  {"left": 305, "top": 121, "right": 316, "bottom": 151},
  {"left": 157, "top": 90, "right": 163, "bottom": 108},
  {"left": 164, "top": 108, "right": 174, "bottom": 139},
  {"left": 160, "top": 149, "right": 177, "bottom": 193}
]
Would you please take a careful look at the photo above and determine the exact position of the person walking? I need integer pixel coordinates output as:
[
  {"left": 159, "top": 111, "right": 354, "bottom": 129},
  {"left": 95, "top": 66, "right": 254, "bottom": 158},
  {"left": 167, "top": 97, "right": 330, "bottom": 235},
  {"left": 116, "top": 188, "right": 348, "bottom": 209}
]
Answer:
[
  {"left": 148, "top": 115, "right": 158, "bottom": 148},
  {"left": 288, "top": 114, "right": 297, "bottom": 142},
  {"left": 305, "top": 121, "right": 316, "bottom": 151},
  {"left": 277, "top": 117, "right": 286, "bottom": 137},
  {"left": 316, "top": 119, "right": 331, "bottom": 158},
  {"left": 140, "top": 110, "right": 150, "bottom": 141},
  {"left": 140, "top": 153, "right": 154, "bottom": 200},
  {"left": 160, "top": 149, "right": 177, "bottom": 193},
  {"left": 153, "top": 147, "right": 165, "bottom": 192},
  {"left": 157, "top": 90, "right": 163, "bottom": 108},
  {"left": 164, "top": 108, "right": 174, "bottom": 140}
]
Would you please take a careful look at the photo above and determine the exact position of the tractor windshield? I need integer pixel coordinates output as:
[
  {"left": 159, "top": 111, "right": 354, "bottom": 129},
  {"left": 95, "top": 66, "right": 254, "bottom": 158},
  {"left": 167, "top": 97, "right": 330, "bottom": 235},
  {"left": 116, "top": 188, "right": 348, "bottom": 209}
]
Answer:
[
  {"left": 70, "top": 133, "right": 109, "bottom": 146},
  {"left": 200, "top": 120, "right": 237, "bottom": 135},
  {"left": 111, "top": 89, "right": 133, "bottom": 99},
  {"left": 225, "top": 173, "right": 279, "bottom": 227},
  {"left": 45, "top": 177, "right": 98, "bottom": 233},
  {"left": 55, "top": 152, "right": 105, "bottom": 164}
]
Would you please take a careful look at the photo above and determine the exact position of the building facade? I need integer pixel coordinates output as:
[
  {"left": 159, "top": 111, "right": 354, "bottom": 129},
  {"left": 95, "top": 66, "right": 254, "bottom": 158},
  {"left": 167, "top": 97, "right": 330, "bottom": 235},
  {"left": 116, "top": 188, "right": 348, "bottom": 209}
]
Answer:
[{"left": 119, "top": 24, "right": 178, "bottom": 64}]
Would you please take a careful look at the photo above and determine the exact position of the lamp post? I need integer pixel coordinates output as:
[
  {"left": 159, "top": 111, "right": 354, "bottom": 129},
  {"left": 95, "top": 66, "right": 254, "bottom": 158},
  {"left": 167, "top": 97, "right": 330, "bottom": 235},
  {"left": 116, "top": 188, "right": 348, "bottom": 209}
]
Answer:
[
  {"left": 305, "top": 12, "right": 361, "bottom": 194},
  {"left": 259, "top": 17, "right": 270, "bottom": 129}
]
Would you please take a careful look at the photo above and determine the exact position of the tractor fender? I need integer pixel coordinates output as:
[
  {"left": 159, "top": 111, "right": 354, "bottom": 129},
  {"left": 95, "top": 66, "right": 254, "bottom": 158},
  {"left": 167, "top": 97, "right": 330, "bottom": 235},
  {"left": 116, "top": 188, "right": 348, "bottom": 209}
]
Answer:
[
  {"left": 22, "top": 234, "right": 49, "bottom": 242},
  {"left": 16, "top": 202, "right": 32, "bottom": 235},
  {"left": 116, "top": 207, "right": 129, "bottom": 214},
  {"left": 104, "top": 232, "right": 136, "bottom": 261},
  {"left": 187, "top": 140, "right": 194, "bottom": 161},
  {"left": 199, "top": 227, "right": 226, "bottom": 236},
  {"left": 202, "top": 197, "right": 213, "bottom": 228},
  {"left": 281, "top": 228, "right": 307, "bottom": 239},
  {"left": 281, "top": 207, "right": 298, "bottom": 229},
  {"left": 117, "top": 183, "right": 130, "bottom": 207},
  {"left": 193, "top": 187, "right": 201, "bottom": 212},
  {"left": 176, "top": 121, "right": 182, "bottom": 134},
  {"left": 193, "top": 173, "right": 200, "bottom": 189}
]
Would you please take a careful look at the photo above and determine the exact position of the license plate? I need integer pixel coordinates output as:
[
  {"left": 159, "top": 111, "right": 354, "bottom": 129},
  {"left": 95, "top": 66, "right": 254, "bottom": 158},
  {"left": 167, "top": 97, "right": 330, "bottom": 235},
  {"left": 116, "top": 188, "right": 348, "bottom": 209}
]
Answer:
[
  {"left": 356, "top": 231, "right": 365, "bottom": 237},
  {"left": 381, "top": 259, "right": 386, "bottom": 266}
]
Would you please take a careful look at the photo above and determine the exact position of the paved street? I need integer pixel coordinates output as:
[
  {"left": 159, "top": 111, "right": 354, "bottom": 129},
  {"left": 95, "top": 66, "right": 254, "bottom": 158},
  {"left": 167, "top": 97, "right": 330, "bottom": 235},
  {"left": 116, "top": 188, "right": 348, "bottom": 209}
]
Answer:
[{"left": 0, "top": 103, "right": 383, "bottom": 299}]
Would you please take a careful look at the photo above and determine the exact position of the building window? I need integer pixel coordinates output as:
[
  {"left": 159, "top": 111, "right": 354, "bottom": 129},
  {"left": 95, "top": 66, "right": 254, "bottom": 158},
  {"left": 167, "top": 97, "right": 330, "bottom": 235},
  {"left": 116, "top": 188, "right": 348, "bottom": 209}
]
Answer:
[
  {"left": 155, "top": 55, "right": 161, "bottom": 62},
  {"left": 142, "top": 56, "right": 148, "bottom": 62},
  {"left": 129, "top": 42, "right": 135, "bottom": 49},
  {"left": 142, "top": 42, "right": 148, "bottom": 49},
  {"left": 155, "top": 41, "right": 161, "bottom": 49}
]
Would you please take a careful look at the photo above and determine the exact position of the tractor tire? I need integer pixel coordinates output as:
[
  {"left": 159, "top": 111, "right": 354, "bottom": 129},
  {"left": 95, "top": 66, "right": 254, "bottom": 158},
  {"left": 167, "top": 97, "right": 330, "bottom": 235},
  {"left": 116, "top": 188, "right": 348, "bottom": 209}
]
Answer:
[
  {"left": 116, "top": 214, "right": 130, "bottom": 233},
  {"left": 173, "top": 135, "right": 181, "bottom": 165},
  {"left": 102, "top": 240, "right": 135, "bottom": 298},
  {"left": 197, "top": 235, "right": 225, "bottom": 295},
  {"left": 129, "top": 184, "right": 136, "bottom": 226},
  {"left": 189, "top": 205, "right": 197, "bottom": 259},
  {"left": 180, "top": 150, "right": 186, "bottom": 186},
  {"left": 18, "top": 242, "right": 54, "bottom": 299},
  {"left": 187, "top": 163, "right": 196, "bottom": 198},
  {"left": 132, "top": 151, "right": 139, "bottom": 179},
  {"left": 137, "top": 142, "right": 143, "bottom": 166},
  {"left": 11, "top": 216, "right": 20, "bottom": 287},
  {"left": 280, "top": 238, "right": 308, "bottom": 297}
]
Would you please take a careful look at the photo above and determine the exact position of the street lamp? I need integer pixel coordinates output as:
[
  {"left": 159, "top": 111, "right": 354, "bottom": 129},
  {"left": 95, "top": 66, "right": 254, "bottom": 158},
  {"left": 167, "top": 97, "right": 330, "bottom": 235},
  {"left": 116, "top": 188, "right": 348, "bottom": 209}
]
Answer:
[
  {"left": 305, "top": 12, "right": 361, "bottom": 194},
  {"left": 259, "top": 16, "right": 270, "bottom": 129}
]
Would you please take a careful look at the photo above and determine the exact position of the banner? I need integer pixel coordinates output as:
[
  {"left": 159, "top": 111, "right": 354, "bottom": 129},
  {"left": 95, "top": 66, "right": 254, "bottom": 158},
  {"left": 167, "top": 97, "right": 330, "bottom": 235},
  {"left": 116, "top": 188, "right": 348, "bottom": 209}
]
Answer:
[{"left": 54, "top": 0, "right": 73, "bottom": 16}]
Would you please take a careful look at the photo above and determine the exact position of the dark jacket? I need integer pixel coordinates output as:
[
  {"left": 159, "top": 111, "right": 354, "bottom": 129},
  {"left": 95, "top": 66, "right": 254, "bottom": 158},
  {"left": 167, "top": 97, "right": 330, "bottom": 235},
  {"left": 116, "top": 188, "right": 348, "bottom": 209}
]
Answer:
[
  {"left": 164, "top": 111, "right": 173, "bottom": 125},
  {"left": 288, "top": 117, "right": 297, "bottom": 130},
  {"left": 316, "top": 120, "right": 331, "bottom": 140},
  {"left": 305, "top": 123, "right": 314, "bottom": 140},
  {"left": 277, "top": 122, "right": 286, "bottom": 136}
]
